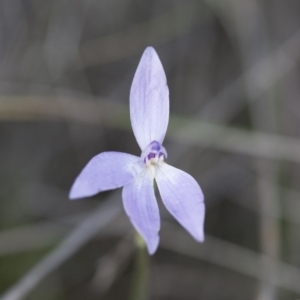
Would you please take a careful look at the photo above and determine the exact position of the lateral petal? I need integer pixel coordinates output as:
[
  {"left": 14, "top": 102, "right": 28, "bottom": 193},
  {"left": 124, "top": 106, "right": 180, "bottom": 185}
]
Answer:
[
  {"left": 130, "top": 47, "right": 169, "bottom": 150},
  {"left": 156, "top": 164, "right": 205, "bottom": 242},
  {"left": 69, "top": 152, "right": 142, "bottom": 199},
  {"left": 122, "top": 167, "right": 160, "bottom": 254}
]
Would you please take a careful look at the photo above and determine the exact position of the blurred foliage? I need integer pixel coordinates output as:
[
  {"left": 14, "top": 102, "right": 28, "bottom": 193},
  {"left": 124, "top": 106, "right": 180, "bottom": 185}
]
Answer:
[{"left": 1, "top": 0, "right": 300, "bottom": 299}]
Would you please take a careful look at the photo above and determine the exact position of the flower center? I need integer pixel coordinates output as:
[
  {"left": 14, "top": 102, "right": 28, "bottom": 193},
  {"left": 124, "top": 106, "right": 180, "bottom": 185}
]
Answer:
[{"left": 141, "top": 141, "right": 167, "bottom": 166}]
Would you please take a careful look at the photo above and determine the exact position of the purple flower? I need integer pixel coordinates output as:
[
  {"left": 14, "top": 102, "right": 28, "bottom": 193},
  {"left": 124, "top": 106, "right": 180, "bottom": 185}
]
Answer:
[{"left": 69, "top": 47, "right": 205, "bottom": 254}]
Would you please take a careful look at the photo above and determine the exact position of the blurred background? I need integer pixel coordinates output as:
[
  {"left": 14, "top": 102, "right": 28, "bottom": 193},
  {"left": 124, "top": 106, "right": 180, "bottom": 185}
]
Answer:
[{"left": 1, "top": 0, "right": 300, "bottom": 299}]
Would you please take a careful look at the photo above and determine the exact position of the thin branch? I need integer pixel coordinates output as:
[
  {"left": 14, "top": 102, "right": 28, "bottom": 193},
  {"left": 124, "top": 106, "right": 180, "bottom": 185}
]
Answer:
[
  {"left": 1, "top": 96, "right": 300, "bottom": 163},
  {"left": 0, "top": 212, "right": 129, "bottom": 257},
  {"left": 80, "top": 1, "right": 212, "bottom": 66},
  {"left": 0, "top": 184, "right": 300, "bottom": 257},
  {"left": 0, "top": 222, "right": 69, "bottom": 256},
  {"left": 199, "top": 22, "right": 300, "bottom": 122},
  {"left": 90, "top": 235, "right": 134, "bottom": 295},
  {"left": 219, "top": 0, "right": 280, "bottom": 298},
  {"left": 160, "top": 223, "right": 300, "bottom": 295},
  {"left": 0, "top": 196, "right": 122, "bottom": 300}
]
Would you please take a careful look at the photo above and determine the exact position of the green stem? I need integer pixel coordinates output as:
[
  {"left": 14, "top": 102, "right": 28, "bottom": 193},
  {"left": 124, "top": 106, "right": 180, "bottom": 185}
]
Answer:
[{"left": 129, "top": 233, "right": 149, "bottom": 300}]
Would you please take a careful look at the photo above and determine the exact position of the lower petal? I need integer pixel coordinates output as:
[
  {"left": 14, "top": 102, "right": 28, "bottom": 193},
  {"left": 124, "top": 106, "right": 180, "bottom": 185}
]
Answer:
[
  {"left": 156, "top": 163, "right": 205, "bottom": 242},
  {"left": 69, "top": 152, "right": 142, "bottom": 199},
  {"left": 122, "top": 167, "right": 160, "bottom": 254}
]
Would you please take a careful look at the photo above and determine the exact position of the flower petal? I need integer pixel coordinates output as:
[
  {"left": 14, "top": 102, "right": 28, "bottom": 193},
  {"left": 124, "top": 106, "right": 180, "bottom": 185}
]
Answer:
[
  {"left": 69, "top": 152, "right": 142, "bottom": 199},
  {"left": 122, "top": 167, "right": 160, "bottom": 254},
  {"left": 130, "top": 47, "right": 169, "bottom": 150},
  {"left": 156, "top": 164, "right": 205, "bottom": 242}
]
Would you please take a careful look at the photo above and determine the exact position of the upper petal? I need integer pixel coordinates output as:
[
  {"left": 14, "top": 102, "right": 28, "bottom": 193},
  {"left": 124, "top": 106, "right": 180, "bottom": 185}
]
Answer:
[
  {"left": 130, "top": 47, "right": 169, "bottom": 150},
  {"left": 122, "top": 167, "right": 160, "bottom": 254},
  {"left": 69, "top": 152, "right": 142, "bottom": 199},
  {"left": 156, "top": 164, "right": 205, "bottom": 242}
]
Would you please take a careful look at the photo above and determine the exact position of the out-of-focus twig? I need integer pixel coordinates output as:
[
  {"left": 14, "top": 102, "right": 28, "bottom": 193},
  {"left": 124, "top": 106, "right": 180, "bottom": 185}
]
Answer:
[
  {"left": 160, "top": 223, "right": 300, "bottom": 295},
  {"left": 90, "top": 235, "right": 134, "bottom": 295},
  {"left": 0, "top": 196, "right": 121, "bottom": 300},
  {"left": 129, "top": 234, "right": 149, "bottom": 300},
  {"left": 0, "top": 211, "right": 129, "bottom": 257},
  {"left": 1, "top": 183, "right": 300, "bottom": 256},
  {"left": 80, "top": 1, "right": 212, "bottom": 66},
  {"left": 216, "top": 0, "right": 280, "bottom": 299},
  {"left": 199, "top": 21, "right": 300, "bottom": 122},
  {"left": 2, "top": 175, "right": 300, "bottom": 257},
  {"left": 1, "top": 96, "right": 300, "bottom": 164},
  {"left": 0, "top": 222, "right": 69, "bottom": 256}
]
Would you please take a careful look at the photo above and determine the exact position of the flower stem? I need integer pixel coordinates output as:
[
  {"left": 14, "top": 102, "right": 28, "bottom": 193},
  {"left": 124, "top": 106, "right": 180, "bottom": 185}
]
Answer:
[{"left": 129, "top": 233, "right": 149, "bottom": 300}]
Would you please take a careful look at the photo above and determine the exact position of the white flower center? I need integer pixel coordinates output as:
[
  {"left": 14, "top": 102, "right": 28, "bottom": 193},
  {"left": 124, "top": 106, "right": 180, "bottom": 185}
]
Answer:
[{"left": 141, "top": 140, "right": 167, "bottom": 168}]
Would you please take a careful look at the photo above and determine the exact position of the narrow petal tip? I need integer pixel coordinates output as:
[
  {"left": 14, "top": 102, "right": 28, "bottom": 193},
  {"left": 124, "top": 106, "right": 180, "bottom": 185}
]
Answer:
[
  {"left": 68, "top": 176, "right": 95, "bottom": 200},
  {"left": 68, "top": 186, "right": 87, "bottom": 200},
  {"left": 133, "top": 229, "right": 159, "bottom": 255},
  {"left": 137, "top": 232, "right": 160, "bottom": 255},
  {"left": 192, "top": 226, "right": 205, "bottom": 243},
  {"left": 69, "top": 189, "right": 79, "bottom": 200},
  {"left": 146, "top": 235, "right": 160, "bottom": 255},
  {"left": 143, "top": 46, "right": 157, "bottom": 56}
]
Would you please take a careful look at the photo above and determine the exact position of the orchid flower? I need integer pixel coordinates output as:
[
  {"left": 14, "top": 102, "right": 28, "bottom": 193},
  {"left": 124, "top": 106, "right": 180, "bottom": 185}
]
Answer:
[{"left": 69, "top": 47, "right": 205, "bottom": 254}]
